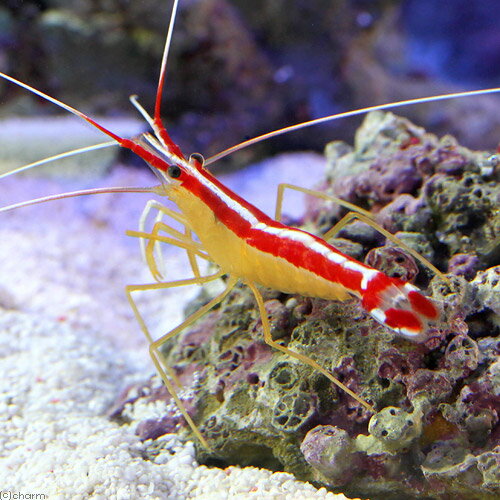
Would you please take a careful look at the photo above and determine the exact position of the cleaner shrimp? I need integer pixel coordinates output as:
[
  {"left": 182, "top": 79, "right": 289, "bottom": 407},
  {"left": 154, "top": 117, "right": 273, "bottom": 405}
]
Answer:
[{"left": 0, "top": 0, "right": 499, "bottom": 450}]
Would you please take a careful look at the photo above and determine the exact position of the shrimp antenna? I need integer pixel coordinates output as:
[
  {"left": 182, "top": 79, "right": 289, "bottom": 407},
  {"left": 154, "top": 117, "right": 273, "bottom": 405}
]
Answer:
[
  {"left": 0, "top": 186, "right": 156, "bottom": 213},
  {"left": 149, "top": 0, "right": 185, "bottom": 160},
  {"left": 0, "top": 72, "right": 128, "bottom": 146},
  {"left": 155, "top": 0, "right": 180, "bottom": 122},
  {"left": 0, "top": 141, "right": 117, "bottom": 180},
  {"left": 0, "top": 72, "right": 163, "bottom": 210},
  {"left": 206, "top": 86, "right": 500, "bottom": 165},
  {"left": 0, "top": 72, "right": 168, "bottom": 211}
]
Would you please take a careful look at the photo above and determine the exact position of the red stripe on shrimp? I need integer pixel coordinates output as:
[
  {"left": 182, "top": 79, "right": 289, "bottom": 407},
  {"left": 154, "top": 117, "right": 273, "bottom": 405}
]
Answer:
[
  {"left": 183, "top": 167, "right": 276, "bottom": 226},
  {"left": 181, "top": 170, "right": 436, "bottom": 337},
  {"left": 183, "top": 171, "right": 365, "bottom": 290},
  {"left": 408, "top": 289, "right": 439, "bottom": 320},
  {"left": 361, "top": 273, "right": 393, "bottom": 311},
  {"left": 385, "top": 308, "right": 423, "bottom": 334}
]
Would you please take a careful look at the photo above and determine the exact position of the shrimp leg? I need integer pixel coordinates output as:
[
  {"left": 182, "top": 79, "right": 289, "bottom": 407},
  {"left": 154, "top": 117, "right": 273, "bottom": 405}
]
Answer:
[
  {"left": 275, "top": 183, "right": 374, "bottom": 222},
  {"left": 138, "top": 200, "right": 204, "bottom": 280},
  {"left": 323, "top": 211, "right": 448, "bottom": 282},
  {"left": 126, "top": 270, "right": 232, "bottom": 449},
  {"left": 246, "top": 281, "right": 375, "bottom": 412},
  {"left": 127, "top": 228, "right": 209, "bottom": 283},
  {"left": 146, "top": 221, "right": 205, "bottom": 281},
  {"left": 275, "top": 183, "right": 448, "bottom": 283}
]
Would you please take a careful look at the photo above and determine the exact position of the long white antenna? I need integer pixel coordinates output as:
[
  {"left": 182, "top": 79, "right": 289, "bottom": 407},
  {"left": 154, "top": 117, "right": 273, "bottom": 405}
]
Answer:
[
  {"left": 206, "top": 87, "right": 500, "bottom": 165},
  {"left": 0, "top": 186, "right": 156, "bottom": 213},
  {"left": 0, "top": 141, "right": 117, "bottom": 180},
  {"left": 154, "top": 0, "right": 181, "bottom": 121}
]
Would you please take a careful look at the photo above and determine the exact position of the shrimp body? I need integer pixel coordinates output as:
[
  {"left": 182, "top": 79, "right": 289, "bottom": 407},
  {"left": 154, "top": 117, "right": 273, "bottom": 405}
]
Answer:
[
  {"left": 0, "top": 0, "right": 453, "bottom": 440},
  {"left": 146, "top": 134, "right": 439, "bottom": 340}
]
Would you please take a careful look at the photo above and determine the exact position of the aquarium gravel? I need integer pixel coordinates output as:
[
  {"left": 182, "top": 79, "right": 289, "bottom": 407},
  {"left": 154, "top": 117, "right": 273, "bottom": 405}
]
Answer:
[
  {"left": 0, "top": 153, "right": 350, "bottom": 499},
  {"left": 0, "top": 309, "right": 351, "bottom": 499}
]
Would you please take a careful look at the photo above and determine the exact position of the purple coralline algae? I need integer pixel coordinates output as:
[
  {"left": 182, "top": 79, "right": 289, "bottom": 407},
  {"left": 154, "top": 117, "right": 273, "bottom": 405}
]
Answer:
[{"left": 114, "top": 112, "right": 499, "bottom": 499}]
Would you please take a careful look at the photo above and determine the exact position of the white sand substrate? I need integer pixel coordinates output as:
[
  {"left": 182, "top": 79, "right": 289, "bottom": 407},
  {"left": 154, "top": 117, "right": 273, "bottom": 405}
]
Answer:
[{"left": 0, "top": 153, "right": 355, "bottom": 498}]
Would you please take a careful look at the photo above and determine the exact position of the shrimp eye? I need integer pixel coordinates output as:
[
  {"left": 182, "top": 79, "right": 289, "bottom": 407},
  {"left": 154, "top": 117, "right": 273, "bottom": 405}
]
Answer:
[
  {"left": 168, "top": 165, "right": 182, "bottom": 178},
  {"left": 190, "top": 152, "right": 205, "bottom": 166}
]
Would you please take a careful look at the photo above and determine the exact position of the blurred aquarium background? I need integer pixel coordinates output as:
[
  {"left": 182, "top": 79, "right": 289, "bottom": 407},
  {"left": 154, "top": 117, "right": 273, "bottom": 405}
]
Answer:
[{"left": 0, "top": 0, "right": 499, "bottom": 164}]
